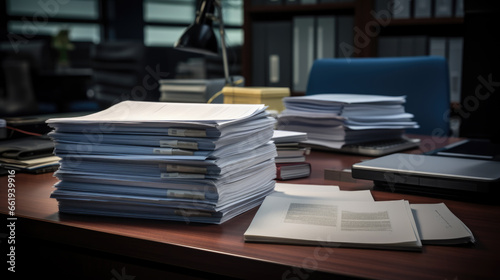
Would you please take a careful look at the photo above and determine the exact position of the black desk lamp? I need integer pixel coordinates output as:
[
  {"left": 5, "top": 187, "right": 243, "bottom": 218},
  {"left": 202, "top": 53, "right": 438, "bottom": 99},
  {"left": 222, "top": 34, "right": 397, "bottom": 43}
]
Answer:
[{"left": 175, "top": 0, "right": 231, "bottom": 86}]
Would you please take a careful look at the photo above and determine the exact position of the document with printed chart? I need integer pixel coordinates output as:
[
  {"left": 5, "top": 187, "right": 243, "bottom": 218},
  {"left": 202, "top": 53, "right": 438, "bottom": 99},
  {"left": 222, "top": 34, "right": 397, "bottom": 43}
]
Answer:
[{"left": 245, "top": 198, "right": 422, "bottom": 251}]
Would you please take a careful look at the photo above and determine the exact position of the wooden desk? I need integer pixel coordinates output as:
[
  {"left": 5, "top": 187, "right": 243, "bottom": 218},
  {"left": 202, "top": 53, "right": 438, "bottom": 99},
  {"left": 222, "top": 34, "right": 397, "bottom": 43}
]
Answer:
[{"left": 1, "top": 137, "right": 500, "bottom": 279}]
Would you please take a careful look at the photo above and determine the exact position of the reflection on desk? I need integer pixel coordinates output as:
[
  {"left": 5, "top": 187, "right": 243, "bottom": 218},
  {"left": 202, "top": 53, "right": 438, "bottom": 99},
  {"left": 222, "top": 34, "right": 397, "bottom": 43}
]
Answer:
[{"left": 1, "top": 136, "right": 499, "bottom": 279}]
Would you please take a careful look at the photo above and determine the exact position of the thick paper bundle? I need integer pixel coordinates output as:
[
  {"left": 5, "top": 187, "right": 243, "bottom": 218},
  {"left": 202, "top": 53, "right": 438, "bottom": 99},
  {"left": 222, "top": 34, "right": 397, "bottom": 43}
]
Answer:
[
  {"left": 277, "top": 94, "right": 419, "bottom": 150},
  {"left": 47, "top": 101, "right": 277, "bottom": 224}
]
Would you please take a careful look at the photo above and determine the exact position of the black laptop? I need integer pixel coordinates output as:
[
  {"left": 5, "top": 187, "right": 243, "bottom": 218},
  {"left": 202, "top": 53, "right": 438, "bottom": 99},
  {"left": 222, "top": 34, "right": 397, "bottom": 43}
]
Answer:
[{"left": 351, "top": 153, "right": 500, "bottom": 202}]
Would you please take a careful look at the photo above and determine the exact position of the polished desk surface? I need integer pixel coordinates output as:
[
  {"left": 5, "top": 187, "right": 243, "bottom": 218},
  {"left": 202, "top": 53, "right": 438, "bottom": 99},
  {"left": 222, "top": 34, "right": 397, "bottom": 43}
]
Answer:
[{"left": 1, "top": 136, "right": 500, "bottom": 279}]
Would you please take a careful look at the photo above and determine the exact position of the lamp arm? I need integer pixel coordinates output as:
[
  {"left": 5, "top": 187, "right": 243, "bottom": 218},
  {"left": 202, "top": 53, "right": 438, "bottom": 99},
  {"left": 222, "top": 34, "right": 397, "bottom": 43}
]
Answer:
[
  {"left": 196, "top": 0, "right": 214, "bottom": 25},
  {"left": 214, "top": 0, "right": 232, "bottom": 86}
]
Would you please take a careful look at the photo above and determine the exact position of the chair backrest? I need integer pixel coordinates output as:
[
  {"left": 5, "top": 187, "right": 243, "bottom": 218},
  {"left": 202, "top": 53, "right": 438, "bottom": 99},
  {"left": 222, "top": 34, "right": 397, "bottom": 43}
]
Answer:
[{"left": 305, "top": 56, "right": 450, "bottom": 136}]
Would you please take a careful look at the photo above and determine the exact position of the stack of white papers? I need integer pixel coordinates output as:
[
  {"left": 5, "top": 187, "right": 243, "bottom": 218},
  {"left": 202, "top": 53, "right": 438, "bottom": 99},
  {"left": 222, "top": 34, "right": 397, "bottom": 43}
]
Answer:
[
  {"left": 47, "top": 101, "right": 277, "bottom": 224},
  {"left": 277, "top": 94, "right": 419, "bottom": 149}
]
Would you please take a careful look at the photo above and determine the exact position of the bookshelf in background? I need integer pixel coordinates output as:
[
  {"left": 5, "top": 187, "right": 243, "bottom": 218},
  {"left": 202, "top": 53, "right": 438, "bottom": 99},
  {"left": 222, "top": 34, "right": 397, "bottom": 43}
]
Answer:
[
  {"left": 242, "top": 0, "right": 464, "bottom": 95},
  {"left": 242, "top": 0, "right": 366, "bottom": 95}
]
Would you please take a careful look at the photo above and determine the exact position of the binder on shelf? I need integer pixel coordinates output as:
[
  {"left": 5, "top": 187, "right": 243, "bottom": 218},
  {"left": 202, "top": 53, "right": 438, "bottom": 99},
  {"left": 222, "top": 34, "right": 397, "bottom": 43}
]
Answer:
[
  {"left": 377, "top": 36, "right": 399, "bottom": 57},
  {"left": 251, "top": 0, "right": 266, "bottom": 6},
  {"left": 252, "top": 21, "right": 292, "bottom": 88},
  {"left": 448, "top": 37, "right": 463, "bottom": 103},
  {"left": 316, "top": 16, "right": 336, "bottom": 59},
  {"left": 266, "top": 0, "right": 283, "bottom": 5},
  {"left": 434, "top": 0, "right": 453, "bottom": 18},
  {"left": 336, "top": 16, "right": 354, "bottom": 58},
  {"left": 429, "top": 37, "right": 447, "bottom": 58},
  {"left": 413, "top": 36, "right": 428, "bottom": 56},
  {"left": 399, "top": 37, "right": 415, "bottom": 57},
  {"left": 377, "top": 36, "right": 428, "bottom": 57},
  {"left": 292, "top": 15, "right": 353, "bottom": 90},
  {"left": 320, "top": 0, "right": 354, "bottom": 3},
  {"left": 252, "top": 21, "right": 267, "bottom": 87},
  {"left": 252, "top": 13, "right": 353, "bottom": 91},
  {"left": 392, "top": 0, "right": 411, "bottom": 19},
  {"left": 293, "top": 16, "right": 315, "bottom": 92},
  {"left": 455, "top": 0, "right": 464, "bottom": 17},
  {"left": 374, "top": 0, "right": 392, "bottom": 16},
  {"left": 414, "top": 0, "right": 432, "bottom": 18},
  {"left": 428, "top": 36, "right": 463, "bottom": 104},
  {"left": 410, "top": 36, "right": 428, "bottom": 56},
  {"left": 268, "top": 22, "right": 292, "bottom": 87}
]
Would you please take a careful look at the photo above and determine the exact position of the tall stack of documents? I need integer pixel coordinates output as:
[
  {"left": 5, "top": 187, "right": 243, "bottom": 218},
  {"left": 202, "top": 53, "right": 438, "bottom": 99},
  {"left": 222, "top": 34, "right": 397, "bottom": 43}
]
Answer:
[
  {"left": 46, "top": 101, "right": 277, "bottom": 224},
  {"left": 277, "top": 94, "right": 419, "bottom": 150}
]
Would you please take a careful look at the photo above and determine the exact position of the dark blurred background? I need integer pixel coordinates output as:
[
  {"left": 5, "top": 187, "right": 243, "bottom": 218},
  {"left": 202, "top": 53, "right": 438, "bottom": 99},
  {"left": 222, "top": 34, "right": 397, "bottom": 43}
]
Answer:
[
  {"left": 0, "top": 0, "right": 243, "bottom": 120},
  {"left": 0, "top": 0, "right": 499, "bottom": 141}
]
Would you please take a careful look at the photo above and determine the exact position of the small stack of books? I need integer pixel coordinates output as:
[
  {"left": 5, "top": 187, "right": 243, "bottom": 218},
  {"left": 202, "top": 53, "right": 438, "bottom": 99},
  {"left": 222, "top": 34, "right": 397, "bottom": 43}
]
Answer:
[
  {"left": 272, "top": 130, "right": 311, "bottom": 180},
  {"left": 0, "top": 136, "right": 60, "bottom": 174}
]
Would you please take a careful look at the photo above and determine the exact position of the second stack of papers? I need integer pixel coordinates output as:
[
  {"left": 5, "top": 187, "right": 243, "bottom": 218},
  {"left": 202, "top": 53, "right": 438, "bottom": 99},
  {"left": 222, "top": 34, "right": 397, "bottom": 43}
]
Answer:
[{"left": 277, "top": 94, "right": 419, "bottom": 149}]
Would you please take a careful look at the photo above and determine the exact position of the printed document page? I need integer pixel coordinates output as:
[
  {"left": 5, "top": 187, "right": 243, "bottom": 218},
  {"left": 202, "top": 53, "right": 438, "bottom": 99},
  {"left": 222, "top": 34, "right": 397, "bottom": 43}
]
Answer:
[
  {"left": 272, "top": 130, "right": 308, "bottom": 143},
  {"left": 245, "top": 198, "right": 422, "bottom": 251},
  {"left": 410, "top": 203, "right": 475, "bottom": 244},
  {"left": 47, "top": 101, "right": 267, "bottom": 126},
  {"left": 271, "top": 183, "right": 375, "bottom": 201}
]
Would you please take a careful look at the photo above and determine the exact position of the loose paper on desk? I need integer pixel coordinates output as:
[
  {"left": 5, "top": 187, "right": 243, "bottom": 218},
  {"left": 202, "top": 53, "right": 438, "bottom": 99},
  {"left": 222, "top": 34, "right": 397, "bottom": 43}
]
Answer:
[
  {"left": 46, "top": 101, "right": 267, "bottom": 127},
  {"left": 272, "top": 183, "right": 375, "bottom": 201},
  {"left": 283, "top": 94, "right": 406, "bottom": 106},
  {"left": 272, "top": 130, "right": 308, "bottom": 143},
  {"left": 411, "top": 203, "right": 475, "bottom": 245},
  {"left": 245, "top": 198, "right": 422, "bottom": 251}
]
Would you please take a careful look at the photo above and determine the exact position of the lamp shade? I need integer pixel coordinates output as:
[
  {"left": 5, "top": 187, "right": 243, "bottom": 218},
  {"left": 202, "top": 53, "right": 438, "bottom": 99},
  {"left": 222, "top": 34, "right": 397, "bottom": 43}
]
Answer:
[
  {"left": 174, "top": 0, "right": 231, "bottom": 85},
  {"left": 174, "top": 23, "right": 218, "bottom": 56}
]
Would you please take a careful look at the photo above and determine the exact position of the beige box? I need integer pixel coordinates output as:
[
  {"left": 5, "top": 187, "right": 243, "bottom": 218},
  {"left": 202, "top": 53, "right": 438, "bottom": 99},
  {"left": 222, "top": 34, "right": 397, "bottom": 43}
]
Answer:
[{"left": 222, "top": 87, "right": 290, "bottom": 112}]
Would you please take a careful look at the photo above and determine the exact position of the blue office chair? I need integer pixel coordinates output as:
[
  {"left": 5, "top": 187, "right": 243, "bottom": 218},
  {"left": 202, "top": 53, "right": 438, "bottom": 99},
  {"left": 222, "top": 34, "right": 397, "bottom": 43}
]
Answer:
[{"left": 305, "top": 56, "right": 450, "bottom": 136}]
